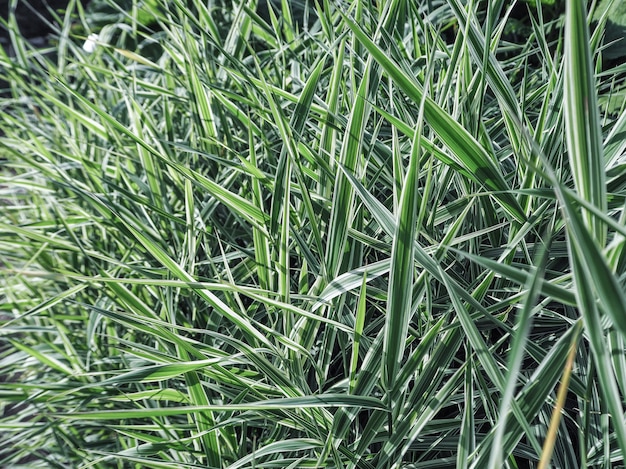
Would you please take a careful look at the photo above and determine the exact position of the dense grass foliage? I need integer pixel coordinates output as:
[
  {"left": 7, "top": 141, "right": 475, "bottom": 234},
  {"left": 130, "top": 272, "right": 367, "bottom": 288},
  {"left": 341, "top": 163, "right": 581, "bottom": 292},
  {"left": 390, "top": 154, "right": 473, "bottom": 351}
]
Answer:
[{"left": 1, "top": 0, "right": 626, "bottom": 467}]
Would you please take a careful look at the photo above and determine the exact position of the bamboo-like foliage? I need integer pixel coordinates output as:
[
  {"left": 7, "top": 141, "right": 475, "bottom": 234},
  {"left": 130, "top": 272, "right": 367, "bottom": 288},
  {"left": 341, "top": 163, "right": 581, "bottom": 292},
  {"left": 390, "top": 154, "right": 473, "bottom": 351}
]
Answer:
[{"left": 1, "top": 0, "right": 626, "bottom": 467}]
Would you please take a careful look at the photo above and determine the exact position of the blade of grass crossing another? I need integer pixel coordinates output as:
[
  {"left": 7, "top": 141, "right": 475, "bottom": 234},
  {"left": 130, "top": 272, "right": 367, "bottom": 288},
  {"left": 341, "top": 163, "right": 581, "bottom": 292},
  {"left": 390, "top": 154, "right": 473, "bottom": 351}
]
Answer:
[
  {"left": 53, "top": 79, "right": 269, "bottom": 231},
  {"left": 257, "top": 61, "right": 293, "bottom": 305},
  {"left": 54, "top": 394, "right": 387, "bottom": 419},
  {"left": 248, "top": 124, "right": 273, "bottom": 293},
  {"left": 559, "top": 191, "right": 626, "bottom": 459},
  {"left": 108, "top": 205, "right": 273, "bottom": 348},
  {"left": 288, "top": 58, "right": 327, "bottom": 278},
  {"left": 180, "top": 355, "right": 220, "bottom": 466},
  {"left": 127, "top": 97, "right": 164, "bottom": 211},
  {"left": 349, "top": 274, "right": 367, "bottom": 394},
  {"left": 319, "top": 37, "right": 345, "bottom": 195},
  {"left": 340, "top": 12, "right": 525, "bottom": 223},
  {"left": 570, "top": 253, "right": 626, "bottom": 461},
  {"left": 537, "top": 321, "right": 581, "bottom": 469},
  {"left": 380, "top": 367, "right": 466, "bottom": 469},
  {"left": 441, "top": 270, "right": 543, "bottom": 459},
  {"left": 471, "top": 322, "right": 584, "bottom": 467},
  {"left": 325, "top": 57, "right": 375, "bottom": 279},
  {"left": 556, "top": 188, "right": 626, "bottom": 338},
  {"left": 488, "top": 241, "right": 550, "bottom": 469}
]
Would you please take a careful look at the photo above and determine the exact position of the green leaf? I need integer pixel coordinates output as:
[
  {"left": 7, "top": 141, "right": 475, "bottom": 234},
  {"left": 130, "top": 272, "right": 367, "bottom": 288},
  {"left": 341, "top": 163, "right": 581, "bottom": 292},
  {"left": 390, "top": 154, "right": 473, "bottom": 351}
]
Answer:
[{"left": 340, "top": 12, "right": 526, "bottom": 223}]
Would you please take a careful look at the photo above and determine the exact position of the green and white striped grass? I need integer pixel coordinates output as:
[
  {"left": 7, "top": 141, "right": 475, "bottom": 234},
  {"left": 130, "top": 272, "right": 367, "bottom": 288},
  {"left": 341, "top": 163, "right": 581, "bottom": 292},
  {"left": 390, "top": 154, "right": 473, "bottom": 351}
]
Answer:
[{"left": 1, "top": 0, "right": 626, "bottom": 466}]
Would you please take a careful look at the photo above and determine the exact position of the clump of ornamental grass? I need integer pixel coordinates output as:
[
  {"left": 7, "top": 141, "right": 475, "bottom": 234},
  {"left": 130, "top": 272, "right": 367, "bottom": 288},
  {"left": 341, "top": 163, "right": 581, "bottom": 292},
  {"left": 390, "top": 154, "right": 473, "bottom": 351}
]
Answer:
[{"left": 1, "top": 0, "right": 626, "bottom": 467}]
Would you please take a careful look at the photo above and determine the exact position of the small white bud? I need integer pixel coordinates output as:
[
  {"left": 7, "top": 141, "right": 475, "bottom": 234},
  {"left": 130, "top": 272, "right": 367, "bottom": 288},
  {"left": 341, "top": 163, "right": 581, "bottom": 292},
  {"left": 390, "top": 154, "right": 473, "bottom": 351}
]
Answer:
[{"left": 83, "top": 34, "right": 99, "bottom": 53}]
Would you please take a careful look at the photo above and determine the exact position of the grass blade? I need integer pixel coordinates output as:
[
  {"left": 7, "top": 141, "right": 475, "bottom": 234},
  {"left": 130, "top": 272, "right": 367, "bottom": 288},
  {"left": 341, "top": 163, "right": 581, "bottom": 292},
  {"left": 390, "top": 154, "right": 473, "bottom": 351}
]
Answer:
[{"left": 564, "top": 0, "right": 606, "bottom": 244}]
